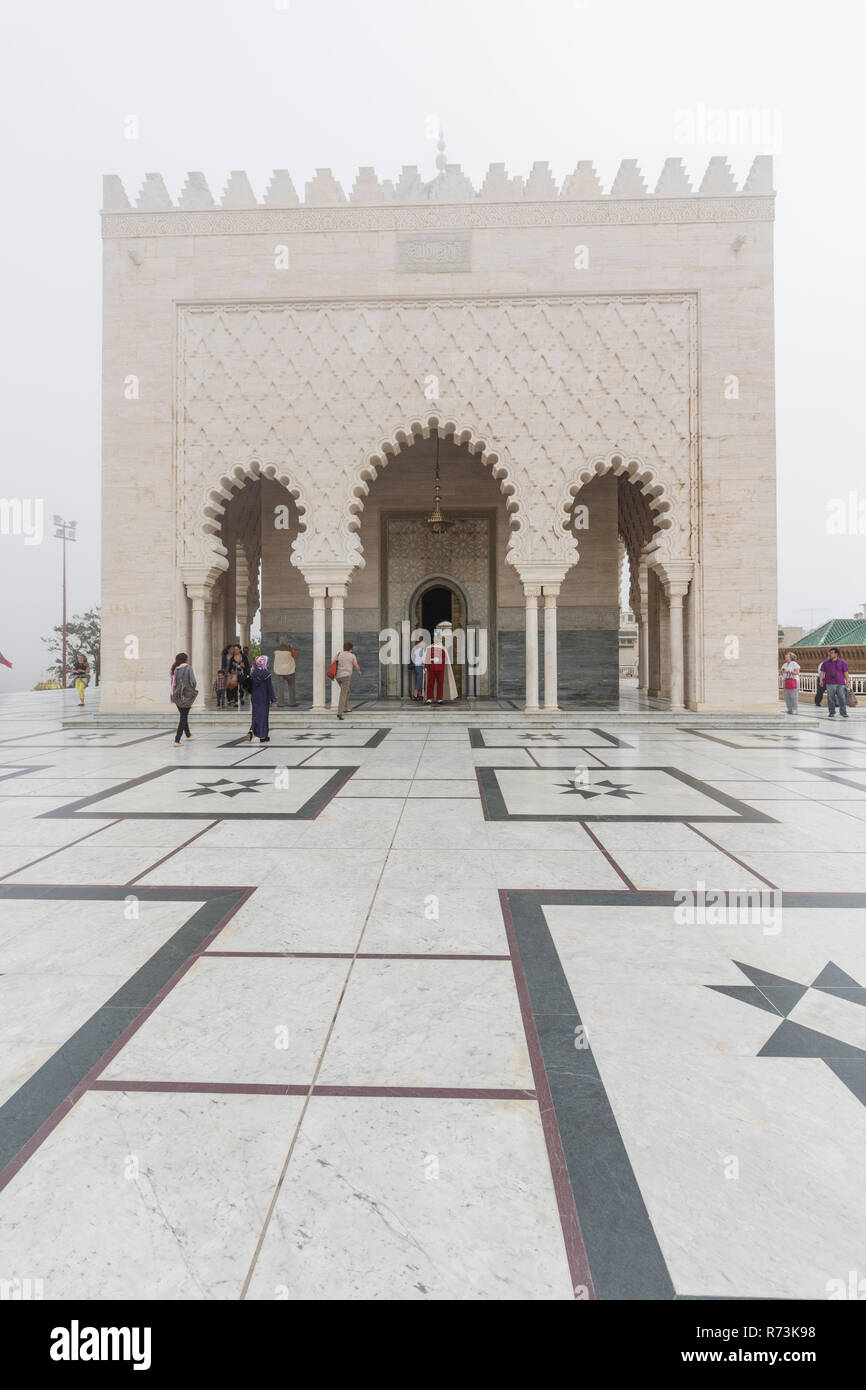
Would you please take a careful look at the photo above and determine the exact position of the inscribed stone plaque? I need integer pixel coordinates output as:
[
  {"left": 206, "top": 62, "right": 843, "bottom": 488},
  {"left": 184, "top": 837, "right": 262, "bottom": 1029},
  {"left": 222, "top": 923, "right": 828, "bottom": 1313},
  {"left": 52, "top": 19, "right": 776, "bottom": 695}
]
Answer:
[{"left": 396, "top": 231, "right": 472, "bottom": 273}]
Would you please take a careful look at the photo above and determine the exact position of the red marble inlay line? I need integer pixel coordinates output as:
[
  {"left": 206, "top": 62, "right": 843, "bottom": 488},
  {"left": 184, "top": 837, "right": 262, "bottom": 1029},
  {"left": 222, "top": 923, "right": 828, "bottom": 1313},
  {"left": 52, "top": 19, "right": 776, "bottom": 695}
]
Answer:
[
  {"left": 580, "top": 822, "right": 637, "bottom": 891},
  {"left": 499, "top": 888, "right": 596, "bottom": 1302},
  {"left": 686, "top": 822, "right": 780, "bottom": 890},
  {"left": 0, "top": 818, "right": 123, "bottom": 883},
  {"left": 201, "top": 950, "right": 512, "bottom": 961},
  {"left": 90, "top": 1080, "right": 536, "bottom": 1100},
  {"left": 0, "top": 886, "right": 256, "bottom": 1197},
  {"left": 125, "top": 819, "right": 221, "bottom": 886}
]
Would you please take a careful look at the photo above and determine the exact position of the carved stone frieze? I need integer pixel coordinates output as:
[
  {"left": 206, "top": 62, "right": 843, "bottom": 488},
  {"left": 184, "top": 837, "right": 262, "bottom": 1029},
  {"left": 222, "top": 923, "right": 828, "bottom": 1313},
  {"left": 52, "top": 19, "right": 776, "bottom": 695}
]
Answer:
[{"left": 177, "top": 293, "right": 697, "bottom": 573}]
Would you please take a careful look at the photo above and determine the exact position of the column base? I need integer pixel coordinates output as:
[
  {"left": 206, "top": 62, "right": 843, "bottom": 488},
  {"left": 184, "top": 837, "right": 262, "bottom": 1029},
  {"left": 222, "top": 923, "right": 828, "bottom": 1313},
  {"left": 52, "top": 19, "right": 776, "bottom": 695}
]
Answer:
[{"left": 524, "top": 703, "right": 541, "bottom": 713}]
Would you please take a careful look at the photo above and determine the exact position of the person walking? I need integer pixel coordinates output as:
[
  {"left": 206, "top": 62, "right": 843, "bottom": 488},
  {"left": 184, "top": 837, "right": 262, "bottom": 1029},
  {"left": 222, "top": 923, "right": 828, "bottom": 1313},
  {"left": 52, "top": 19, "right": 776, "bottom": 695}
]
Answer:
[
  {"left": 334, "top": 642, "right": 361, "bottom": 719},
  {"left": 239, "top": 646, "right": 252, "bottom": 709},
  {"left": 818, "top": 647, "right": 850, "bottom": 719},
  {"left": 410, "top": 635, "right": 426, "bottom": 701},
  {"left": 780, "top": 651, "right": 801, "bottom": 715},
  {"left": 245, "top": 654, "right": 277, "bottom": 742},
  {"left": 273, "top": 637, "right": 298, "bottom": 708},
  {"left": 71, "top": 651, "right": 90, "bottom": 706},
  {"left": 170, "top": 652, "right": 198, "bottom": 745}
]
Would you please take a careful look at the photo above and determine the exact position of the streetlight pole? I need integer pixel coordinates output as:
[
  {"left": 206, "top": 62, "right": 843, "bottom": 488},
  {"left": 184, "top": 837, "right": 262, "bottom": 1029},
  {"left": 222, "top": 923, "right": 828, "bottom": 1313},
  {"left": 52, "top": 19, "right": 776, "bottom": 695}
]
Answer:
[{"left": 53, "top": 517, "right": 77, "bottom": 690}]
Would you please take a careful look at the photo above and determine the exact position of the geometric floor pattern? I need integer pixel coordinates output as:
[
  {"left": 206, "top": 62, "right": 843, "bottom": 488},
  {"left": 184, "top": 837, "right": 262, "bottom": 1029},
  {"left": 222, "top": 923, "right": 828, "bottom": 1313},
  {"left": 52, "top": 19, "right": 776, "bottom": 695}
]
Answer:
[{"left": 1, "top": 691, "right": 866, "bottom": 1300}]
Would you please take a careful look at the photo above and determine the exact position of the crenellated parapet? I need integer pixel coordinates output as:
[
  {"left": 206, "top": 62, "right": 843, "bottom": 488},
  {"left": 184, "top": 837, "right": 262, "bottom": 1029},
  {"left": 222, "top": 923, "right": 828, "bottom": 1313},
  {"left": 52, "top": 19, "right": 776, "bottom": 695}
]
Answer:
[{"left": 101, "top": 155, "right": 773, "bottom": 233}]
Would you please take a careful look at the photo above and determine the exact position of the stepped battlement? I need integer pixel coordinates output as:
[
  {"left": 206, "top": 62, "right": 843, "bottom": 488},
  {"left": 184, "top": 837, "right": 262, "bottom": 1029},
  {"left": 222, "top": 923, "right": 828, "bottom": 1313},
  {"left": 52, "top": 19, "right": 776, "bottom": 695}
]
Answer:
[{"left": 103, "top": 155, "right": 773, "bottom": 214}]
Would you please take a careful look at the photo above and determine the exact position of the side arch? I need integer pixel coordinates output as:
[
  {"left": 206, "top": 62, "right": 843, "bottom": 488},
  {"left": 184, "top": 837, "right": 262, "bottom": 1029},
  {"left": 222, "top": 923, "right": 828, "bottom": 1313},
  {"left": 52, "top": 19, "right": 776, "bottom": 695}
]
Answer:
[
  {"left": 562, "top": 450, "right": 687, "bottom": 558},
  {"left": 193, "top": 456, "right": 309, "bottom": 567}
]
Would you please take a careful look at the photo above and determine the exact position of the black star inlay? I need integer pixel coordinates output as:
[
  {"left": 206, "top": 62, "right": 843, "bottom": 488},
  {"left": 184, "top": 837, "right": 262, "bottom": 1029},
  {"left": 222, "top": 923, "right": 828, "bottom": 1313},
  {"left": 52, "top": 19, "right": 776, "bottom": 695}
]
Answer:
[
  {"left": 182, "top": 777, "right": 267, "bottom": 799},
  {"left": 556, "top": 778, "right": 642, "bottom": 801},
  {"left": 708, "top": 959, "right": 866, "bottom": 1107},
  {"left": 520, "top": 733, "right": 568, "bottom": 742}
]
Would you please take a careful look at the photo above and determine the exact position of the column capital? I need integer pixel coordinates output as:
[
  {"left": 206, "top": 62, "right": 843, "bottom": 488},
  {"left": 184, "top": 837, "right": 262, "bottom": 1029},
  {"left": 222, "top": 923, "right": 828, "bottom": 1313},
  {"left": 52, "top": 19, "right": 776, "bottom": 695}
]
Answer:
[
  {"left": 514, "top": 562, "right": 570, "bottom": 590},
  {"left": 181, "top": 562, "right": 221, "bottom": 598},
  {"left": 649, "top": 557, "right": 694, "bottom": 599},
  {"left": 308, "top": 585, "right": 328, "bottom": 600},
  {"left": 328, "top": 584, "right": 349, "bottom": 601},
  {"left": 543, "top": 585, "right": 561, "bottom": 600},
  {"left": 523, "top": 584, "right": 541, "bottom": 600},
  {"left": 298, "top": 563, "right": 356, "bottom": 589}
]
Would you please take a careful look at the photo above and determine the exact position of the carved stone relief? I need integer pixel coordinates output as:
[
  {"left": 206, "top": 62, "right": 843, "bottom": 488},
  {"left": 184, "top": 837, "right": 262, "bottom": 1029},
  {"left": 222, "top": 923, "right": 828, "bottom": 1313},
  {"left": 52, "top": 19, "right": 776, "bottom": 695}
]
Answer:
[{"left": 177, "top": 294, "right": 696, "bottom": 576}]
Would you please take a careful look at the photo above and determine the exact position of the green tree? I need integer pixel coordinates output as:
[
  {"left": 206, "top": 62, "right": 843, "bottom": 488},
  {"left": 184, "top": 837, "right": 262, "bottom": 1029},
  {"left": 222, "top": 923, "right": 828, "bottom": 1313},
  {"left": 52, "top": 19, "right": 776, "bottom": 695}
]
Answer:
[{"left": 43, "top": 608, "right": 101, "bottom": 685}]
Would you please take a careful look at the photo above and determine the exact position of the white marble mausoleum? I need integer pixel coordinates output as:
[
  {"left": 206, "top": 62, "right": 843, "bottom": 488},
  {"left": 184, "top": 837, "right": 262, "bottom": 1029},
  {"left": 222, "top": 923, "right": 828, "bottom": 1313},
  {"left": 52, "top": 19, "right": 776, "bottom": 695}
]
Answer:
[{"left": 99, "top": 151, "right": 777, "bottom": 711}]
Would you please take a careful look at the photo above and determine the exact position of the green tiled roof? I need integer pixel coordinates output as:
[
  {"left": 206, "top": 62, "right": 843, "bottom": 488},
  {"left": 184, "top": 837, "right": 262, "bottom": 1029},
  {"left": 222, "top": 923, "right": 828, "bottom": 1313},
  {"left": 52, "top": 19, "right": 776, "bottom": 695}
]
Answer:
[{"left": 793, "top": 619, "right": 866, "bottom": 647}]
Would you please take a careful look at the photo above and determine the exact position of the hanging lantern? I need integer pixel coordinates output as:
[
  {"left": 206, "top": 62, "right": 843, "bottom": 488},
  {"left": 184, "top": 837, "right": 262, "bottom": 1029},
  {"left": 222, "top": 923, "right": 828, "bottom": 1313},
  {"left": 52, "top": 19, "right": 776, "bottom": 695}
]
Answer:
[{"left": 426, "top": 432, "right": 453, "bottom": 534}]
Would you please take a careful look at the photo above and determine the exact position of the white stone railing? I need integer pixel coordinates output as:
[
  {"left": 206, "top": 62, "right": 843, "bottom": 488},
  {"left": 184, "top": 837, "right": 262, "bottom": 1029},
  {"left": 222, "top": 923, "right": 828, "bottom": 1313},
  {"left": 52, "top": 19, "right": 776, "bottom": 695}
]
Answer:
[{"left": 780, "top": 672, "right": 866, "bottom": 694}]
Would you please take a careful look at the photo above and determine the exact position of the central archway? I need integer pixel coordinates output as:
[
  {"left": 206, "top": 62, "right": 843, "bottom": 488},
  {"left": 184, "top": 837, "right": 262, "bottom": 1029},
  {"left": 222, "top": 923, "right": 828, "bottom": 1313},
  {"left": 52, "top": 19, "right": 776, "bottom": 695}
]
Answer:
[{"left": 409, "top": 574, "right": 471, "bottom": 699}]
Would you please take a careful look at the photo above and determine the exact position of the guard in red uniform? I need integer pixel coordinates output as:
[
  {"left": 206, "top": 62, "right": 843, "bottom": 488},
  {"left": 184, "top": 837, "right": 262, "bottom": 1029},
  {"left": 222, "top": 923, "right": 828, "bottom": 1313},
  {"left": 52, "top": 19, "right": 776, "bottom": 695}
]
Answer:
[{"left": 424, "top": 639, "right": 446, "bottom": 703}]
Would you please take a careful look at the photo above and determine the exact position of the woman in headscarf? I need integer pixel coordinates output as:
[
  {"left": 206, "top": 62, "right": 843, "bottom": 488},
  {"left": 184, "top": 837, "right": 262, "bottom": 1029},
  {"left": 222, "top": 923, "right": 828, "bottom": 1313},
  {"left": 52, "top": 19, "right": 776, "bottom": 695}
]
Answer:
[{"left": 245, "top": 654, "right": 277, "bottom": 742}]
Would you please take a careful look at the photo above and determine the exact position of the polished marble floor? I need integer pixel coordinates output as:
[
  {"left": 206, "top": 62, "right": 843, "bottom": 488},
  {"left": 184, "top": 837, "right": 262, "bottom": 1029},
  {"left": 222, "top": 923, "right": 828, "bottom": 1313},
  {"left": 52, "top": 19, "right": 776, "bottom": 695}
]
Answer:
[{"left": 1, "top": 690, "right": 865, "bottom": 1300}]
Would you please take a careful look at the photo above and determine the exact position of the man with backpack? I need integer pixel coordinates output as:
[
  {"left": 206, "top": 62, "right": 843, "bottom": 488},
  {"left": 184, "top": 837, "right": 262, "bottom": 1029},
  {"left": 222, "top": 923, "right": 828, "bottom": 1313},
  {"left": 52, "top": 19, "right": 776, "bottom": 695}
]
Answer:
[{"left": 273, "top": 636, "right": 299, "bottom": 708}]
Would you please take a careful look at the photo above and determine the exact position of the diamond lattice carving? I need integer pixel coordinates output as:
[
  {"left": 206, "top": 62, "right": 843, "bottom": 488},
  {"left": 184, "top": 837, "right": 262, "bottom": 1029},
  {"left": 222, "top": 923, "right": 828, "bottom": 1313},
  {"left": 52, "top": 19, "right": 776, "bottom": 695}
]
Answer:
[{"left": 178, "top": 295, "right": 696, "bottom": 572}]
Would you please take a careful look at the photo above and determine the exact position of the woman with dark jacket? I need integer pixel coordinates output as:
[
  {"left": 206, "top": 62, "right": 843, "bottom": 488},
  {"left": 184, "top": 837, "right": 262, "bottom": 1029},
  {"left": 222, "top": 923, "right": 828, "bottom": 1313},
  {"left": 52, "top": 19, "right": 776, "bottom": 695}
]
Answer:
[
  {"left": 246, "top": 655, "right": 277, "bottom": 743},
  {"left": 224, "top": 645, "right": 243, "bottom": 709},
  {"left": 170, "top": 652, "right": 198, "bottom": 746},
  {"left": 240, "top": 646, "right": 252, "bottom": 708}
]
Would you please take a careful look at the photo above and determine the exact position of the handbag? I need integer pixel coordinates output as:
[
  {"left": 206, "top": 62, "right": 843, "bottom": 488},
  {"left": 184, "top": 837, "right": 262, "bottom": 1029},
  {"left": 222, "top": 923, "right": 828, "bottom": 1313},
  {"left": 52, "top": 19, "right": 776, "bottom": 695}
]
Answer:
[
  {"left": 172, "top": 668, "right": 198, "bottom": 709},
  {"left": 847, "top": 687, "right": 858, "bottom": 707},
  {"left": 784, "top": 678, "right": 797, "bottom": 690},
  {"left": 327, "top": 657, "right": 338, "bottom": 681},
  {"left": 290, "top": 647, "right": 298, "bottom": 660}
]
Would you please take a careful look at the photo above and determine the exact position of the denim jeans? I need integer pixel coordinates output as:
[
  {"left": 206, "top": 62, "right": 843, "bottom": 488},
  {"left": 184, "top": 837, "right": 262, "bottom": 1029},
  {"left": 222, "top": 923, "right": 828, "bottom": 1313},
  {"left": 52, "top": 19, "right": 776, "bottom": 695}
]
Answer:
[{"left": 826, "top": 683, "right": 847, "bottom": 715}]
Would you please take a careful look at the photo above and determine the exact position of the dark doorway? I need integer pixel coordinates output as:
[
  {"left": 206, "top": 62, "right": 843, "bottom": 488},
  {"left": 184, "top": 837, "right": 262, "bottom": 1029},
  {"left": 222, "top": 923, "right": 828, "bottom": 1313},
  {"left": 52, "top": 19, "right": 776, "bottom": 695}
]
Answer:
[{"left": 421, "top": 585, "right": 452, "bottom": 635}]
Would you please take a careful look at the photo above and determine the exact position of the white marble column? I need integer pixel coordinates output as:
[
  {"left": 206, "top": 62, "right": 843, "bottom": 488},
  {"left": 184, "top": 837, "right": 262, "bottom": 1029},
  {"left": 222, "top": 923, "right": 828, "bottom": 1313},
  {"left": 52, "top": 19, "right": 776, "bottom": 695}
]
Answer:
[
  {"left": 542, "top": 585, "right": 559, "bottom": 711},
  {"left": 524, "top": 585, "right": 540, "bottom": 712},
  {"left": 329, "top": 585, "right": 346, "bottom": 709},
  {"left": 190, "top": 593, "right": 207, "bottom": 696},
  {"left": 310, "top": 585, "right": 327, "bottom": 712},
  {"left": 652, "top": 561, "right": 693, "bottom": 712},
  {"left": 638, "top": 608, "right": 649, "bottom": 693},
  {"left": 667, "top": 588, "right": 686, "bottom": 711}
]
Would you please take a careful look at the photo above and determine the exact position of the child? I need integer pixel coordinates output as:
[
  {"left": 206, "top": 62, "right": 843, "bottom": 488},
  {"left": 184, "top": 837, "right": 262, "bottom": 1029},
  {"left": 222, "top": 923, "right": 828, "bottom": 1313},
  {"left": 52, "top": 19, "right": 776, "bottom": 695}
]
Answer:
[{"left": 213, "top": 668, "right": 227, "bottom": 709}]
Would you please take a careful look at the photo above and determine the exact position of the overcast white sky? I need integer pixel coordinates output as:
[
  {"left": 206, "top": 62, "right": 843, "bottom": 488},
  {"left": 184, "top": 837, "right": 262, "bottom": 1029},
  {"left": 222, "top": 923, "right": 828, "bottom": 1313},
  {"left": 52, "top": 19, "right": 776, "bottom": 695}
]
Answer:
[{"left": 0, "top": 0, "right": 863, "bottom": 691}]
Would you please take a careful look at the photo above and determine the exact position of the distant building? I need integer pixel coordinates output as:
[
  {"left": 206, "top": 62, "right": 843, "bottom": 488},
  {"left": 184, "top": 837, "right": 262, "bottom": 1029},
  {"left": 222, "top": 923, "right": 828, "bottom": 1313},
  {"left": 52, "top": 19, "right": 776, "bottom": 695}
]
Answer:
[
  {"left": 778, "top": 615, "right": 866, "bottom": 695},
  {"left": 619, "top": 609, "right": 639, "bottom": 678},
  {"left": 778, "top": 625, "right": 804, "bottom": 649}
]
